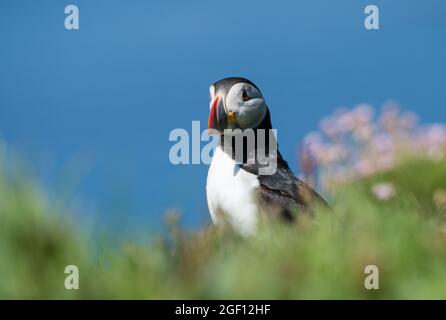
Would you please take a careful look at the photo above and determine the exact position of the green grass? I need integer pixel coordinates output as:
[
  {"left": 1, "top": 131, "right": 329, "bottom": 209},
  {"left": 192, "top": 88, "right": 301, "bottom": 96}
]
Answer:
[{"left": 1, "top": 158, "right": 446, "bottom": 299}]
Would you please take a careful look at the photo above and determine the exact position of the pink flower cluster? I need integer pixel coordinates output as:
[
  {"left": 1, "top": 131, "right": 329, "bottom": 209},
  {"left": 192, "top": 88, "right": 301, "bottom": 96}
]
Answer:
[{"left": 300, "top": 101, "right": 446, "bottom": 190}]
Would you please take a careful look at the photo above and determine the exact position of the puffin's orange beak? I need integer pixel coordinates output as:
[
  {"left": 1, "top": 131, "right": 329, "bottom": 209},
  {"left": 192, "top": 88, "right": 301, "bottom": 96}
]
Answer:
[
  {"left": 208, "top": 96, "right": 228, "bottom": 134},
  {"left": 208, "top": 95, "right": 238, "bottom": 134},
  {"left": 208, "top": 96, "right": 220, "bottom": 131}
]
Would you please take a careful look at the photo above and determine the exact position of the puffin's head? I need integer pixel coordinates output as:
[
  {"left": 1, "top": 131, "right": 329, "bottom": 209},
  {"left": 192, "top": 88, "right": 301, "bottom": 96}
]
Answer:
[{"left": 208, "top": 77, "right": 268, "bottom": 135}]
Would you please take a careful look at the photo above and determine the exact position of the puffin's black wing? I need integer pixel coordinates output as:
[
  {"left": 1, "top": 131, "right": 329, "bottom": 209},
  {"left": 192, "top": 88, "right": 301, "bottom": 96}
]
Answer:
[
  {"left": 240, "top": 154, "right": 329, "bottom": 221},
  {"left": 234, "top": 107, "right": 328, "bottom": 220}
]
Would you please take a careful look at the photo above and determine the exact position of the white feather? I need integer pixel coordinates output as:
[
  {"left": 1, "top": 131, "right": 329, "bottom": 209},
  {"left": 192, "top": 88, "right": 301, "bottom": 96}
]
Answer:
[{"left": 206, "top": 146, "right": 259, "bottom": 235}]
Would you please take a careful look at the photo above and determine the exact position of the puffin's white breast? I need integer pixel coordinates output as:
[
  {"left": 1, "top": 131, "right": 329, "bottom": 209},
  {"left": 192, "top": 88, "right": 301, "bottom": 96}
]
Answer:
[{"left": 206, "top": 146, "right": 260, "bottom": 235}]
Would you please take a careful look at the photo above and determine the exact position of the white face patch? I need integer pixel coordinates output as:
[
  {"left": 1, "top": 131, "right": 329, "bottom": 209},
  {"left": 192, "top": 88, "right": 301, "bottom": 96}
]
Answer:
[{"left": 226, "top": 83, "right": 267, "bottom": 129}]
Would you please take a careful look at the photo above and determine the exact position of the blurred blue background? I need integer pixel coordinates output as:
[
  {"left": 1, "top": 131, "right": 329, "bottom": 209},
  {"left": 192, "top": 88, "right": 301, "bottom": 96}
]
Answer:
[{"left": 1, "top": 0, "right": 445, "bottom": 233}]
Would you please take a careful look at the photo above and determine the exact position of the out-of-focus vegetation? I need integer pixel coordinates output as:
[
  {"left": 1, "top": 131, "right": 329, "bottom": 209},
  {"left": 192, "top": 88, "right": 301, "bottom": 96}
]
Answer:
[{"left": 2, "top": 104, "right": 446, "bottom": 299}]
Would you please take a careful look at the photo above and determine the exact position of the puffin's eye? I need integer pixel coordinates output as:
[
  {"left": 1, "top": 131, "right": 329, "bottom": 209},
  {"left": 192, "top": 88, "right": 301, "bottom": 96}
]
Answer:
[{"left": 242, "top": 89, "right": 250, "bottom": 102}]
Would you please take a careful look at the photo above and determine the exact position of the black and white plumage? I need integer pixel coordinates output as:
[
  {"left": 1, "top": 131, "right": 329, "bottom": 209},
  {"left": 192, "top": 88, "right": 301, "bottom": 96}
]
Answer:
[{"left": 206, "top": 77, "right": 328, "bottom": 234}]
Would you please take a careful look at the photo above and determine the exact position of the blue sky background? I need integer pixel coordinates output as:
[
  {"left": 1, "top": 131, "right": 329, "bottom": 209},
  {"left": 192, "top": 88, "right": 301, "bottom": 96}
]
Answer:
[{"left": 1, "top": 1, "right": 445, "bottom": 234}]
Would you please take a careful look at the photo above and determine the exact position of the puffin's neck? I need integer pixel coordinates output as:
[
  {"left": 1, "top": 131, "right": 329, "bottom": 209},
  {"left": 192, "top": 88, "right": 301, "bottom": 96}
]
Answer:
[{"left": 218, "top": 109, "right": 284, "bottom": 165}]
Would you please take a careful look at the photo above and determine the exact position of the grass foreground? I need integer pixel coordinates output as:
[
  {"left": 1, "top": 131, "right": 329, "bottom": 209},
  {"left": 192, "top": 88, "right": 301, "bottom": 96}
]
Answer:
[{"left": 1, "top": 158, "right": 446, "bottom": 299}]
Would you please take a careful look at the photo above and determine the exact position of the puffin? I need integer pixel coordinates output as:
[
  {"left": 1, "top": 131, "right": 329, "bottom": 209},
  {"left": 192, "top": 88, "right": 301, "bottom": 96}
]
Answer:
[{"left": 206, "top": 77, "right": 328, "bottom": 235}]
